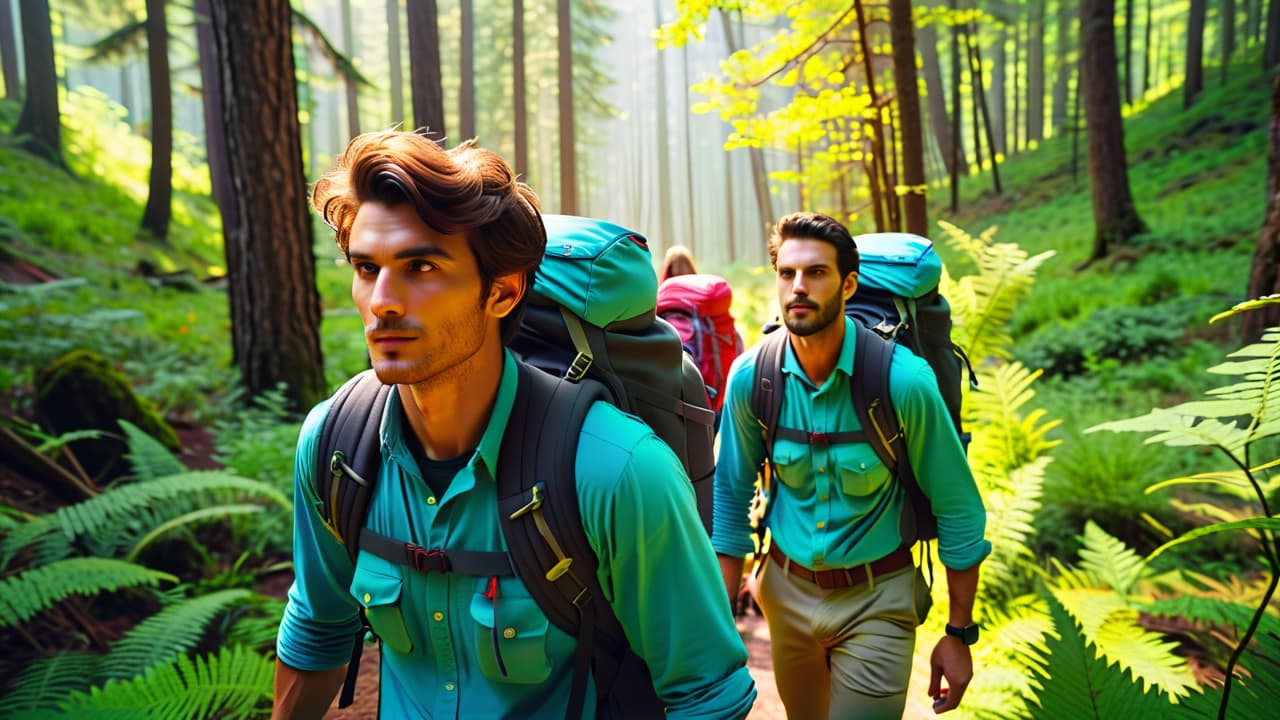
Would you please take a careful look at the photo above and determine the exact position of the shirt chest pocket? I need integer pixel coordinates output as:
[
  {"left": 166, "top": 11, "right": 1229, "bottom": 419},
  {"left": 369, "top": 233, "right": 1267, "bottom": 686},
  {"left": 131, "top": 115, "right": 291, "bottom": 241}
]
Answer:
[
  {"left": 769, "top": 437, "right": 812, "bottom": 490},
  {"left": 834, "top": 443, "right": 892, "bottom": 497},
  {"left": 469, "top": 584, "right": 552, "bottom": 684},
  {"left": 350, "top": 557, "right": 414, "bottom": 654}
]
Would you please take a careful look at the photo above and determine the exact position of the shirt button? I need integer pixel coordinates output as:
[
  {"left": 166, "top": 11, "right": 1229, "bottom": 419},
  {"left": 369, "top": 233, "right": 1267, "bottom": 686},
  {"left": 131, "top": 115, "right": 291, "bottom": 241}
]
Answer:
[
  {"left": 860, "top": 462, "right": 866, "bottom": 470},
  {"left": 817, "top": 521, "right": 826, "bottom": 529},
  {"left": 503, "top": 627, "right": 516, "bottom": 639},
  {"left": 819, "top": 494, "right": 828, "bottom": 501},
  {"left": 444, "top": 682, "right": 455, "bottom": 692},
  {"left": 433, "top": 612, "right": 444, "bottom": 622},
  {"left": 818, "top": 467, "right": 825, "bottom": 473},
  {"left": 362, "top": 593, "right": 371, "bottom": 603},
  {"left": 427, "top": 496, "right": 437, "bottom": 505}
]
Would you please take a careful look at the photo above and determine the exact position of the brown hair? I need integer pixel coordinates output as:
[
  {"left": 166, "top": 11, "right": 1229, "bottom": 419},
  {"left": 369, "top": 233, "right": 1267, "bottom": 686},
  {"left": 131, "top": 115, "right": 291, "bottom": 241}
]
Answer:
[
  {"left": 312, "top": 130, "right": 545, "bottom": 343},
  {"left": 767, "top": 212, "right": 860, "bottom": 280},
  {"left": 659, "top": 245, "right": 698, "bottom": 282}
]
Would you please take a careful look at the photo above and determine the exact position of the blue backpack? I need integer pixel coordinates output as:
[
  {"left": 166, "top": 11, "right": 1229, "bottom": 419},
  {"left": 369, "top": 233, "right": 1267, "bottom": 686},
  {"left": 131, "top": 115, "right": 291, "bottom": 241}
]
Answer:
[
  {"left": 752, "top": 232, "right": 975, "bottom": 544},
  {"left": 314, "top": 215, "right": 715, "bottom": 719}
]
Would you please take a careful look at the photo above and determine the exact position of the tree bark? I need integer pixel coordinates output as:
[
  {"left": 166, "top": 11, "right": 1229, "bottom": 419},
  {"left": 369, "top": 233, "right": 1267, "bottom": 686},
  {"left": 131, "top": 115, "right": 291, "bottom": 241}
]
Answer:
[
  {"left": 341, "top": 0, "right": 361, "bottom": 138},
  {"left": 195, "top": 0, "right": 233, "bottom": 223},
  {"left": 557, "top": 0, "right": 576, "bottom": 214},
  {"left": 1026, "top": 0, "right": 1046, "bottom": 143},
  {"left": 13, "top": 0, "right": 65, "bottom": 169},
  {"left": 513, "top": 0, "right": 527, "bottom": 178},
  {"left": 387, "top": 0, "right": 404, "bottom": 127},
  {"left": 720, "top": 9, "right": 773, "bottom": 237},
  {"left": 654, "top": 0, "right": 673, "bottom": 245},
  {"left": 459, "top": 0, "right": 474, "bottom": 141},
  {"left": 209, "top": 0, "right": 326, "bottom": 412},
  {"left": 968, "top": 21, "right": 1002, "bottom": 194},
  {"left": 1053, "top": 0, "right": 1074, "bottom": 133},
  {"left": 1123, "top": 0, "right": 1133, "bottom": 104},
  {"left": 1080, "top": 0, "right": 1146, "bottom": 260},
  {"left": 919, "top": 15, "right": 965, "bottom": 175},
  {"left": 407, "top": 0, "right": 445, "bottom": 144},
  {"left": 949, "top": 0, "right": 961, "bottom": 211},
  {"left": 1142, "top": 0, "right": 1152, "bottom": 95},
  {"left": 990, "top": 23, "right": 1006, "bottom": 155},
  {"left": 141, "top": 0, "right": 173, "bottom": 241},
  {"left": 891, "top": 0, "right": 928, "bottom": 235},
  {"left": 0, "top": 0, "right": 18, "bottom": 101},
  {"left": 1268, "top": 0, "right": 1280, "bottom": 70},
  {"left": 1245, "top": 72, "right": 1280, "bottom": 341},
  {"left": 1186, "top": 0, "right": 1207, "bottom": 108}
]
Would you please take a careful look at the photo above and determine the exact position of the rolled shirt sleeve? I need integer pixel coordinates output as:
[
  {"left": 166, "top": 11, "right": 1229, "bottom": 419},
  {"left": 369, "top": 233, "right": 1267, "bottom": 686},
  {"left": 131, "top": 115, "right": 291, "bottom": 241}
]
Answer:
[{"left": 712, "top": 349, "right": 767, "bottom": 560}]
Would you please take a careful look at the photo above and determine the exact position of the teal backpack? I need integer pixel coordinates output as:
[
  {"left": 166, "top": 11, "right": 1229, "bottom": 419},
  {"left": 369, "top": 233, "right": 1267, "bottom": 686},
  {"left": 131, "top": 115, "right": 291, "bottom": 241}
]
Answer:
[
  {"left": 314, "top": 215, "right": 715, "bottom": 719},
  {"left": 752, "top": 232, "right": 975, "bottom": 545}
]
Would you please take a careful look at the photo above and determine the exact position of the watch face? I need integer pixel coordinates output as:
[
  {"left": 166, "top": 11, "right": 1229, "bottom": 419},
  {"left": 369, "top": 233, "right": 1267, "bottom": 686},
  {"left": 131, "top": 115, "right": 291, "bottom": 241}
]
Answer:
[{"left": 947, "top": 623, "right": 979, "bottom": 645}]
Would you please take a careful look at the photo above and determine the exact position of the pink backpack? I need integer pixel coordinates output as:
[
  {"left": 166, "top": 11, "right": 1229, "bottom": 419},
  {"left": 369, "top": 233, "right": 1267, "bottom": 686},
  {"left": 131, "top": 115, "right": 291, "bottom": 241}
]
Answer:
[{"left": 657, "top": 274, "right": 743, "bottom": 413}]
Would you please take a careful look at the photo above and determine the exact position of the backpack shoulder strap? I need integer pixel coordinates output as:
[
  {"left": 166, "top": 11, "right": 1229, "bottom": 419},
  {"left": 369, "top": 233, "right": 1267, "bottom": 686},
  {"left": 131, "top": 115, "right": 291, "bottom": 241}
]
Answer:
[
  {"left": 750, "top": 328, "right": 789, "bottom": 463},
  {"left": 496, "top": 363, "right": 657, "bottom": 720},
  {"left": 315, "top": 369, "right": 392, "bottom": 565}
]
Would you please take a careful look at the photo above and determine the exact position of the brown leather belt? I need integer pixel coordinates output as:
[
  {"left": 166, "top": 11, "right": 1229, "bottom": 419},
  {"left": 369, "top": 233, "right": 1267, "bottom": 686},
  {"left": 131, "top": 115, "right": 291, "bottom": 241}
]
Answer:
[{"left": 769, "top": 543, "right": 913, "bottom": 591}]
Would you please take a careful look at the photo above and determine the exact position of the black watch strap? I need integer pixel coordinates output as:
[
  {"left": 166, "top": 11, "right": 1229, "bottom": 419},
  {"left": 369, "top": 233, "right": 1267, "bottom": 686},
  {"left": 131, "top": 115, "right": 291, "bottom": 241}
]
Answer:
[{"left": 945, "top": 622, "right": 979, "bottom": 645}]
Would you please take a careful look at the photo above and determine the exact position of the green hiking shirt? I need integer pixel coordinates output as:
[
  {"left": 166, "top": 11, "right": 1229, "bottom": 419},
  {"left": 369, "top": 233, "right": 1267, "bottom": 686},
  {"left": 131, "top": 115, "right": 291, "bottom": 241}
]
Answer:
[
  {"left": 712, "top": 316, "right": 991, "bottom": 571},
  {"left": 277, "top": 351, "right": 756, "bottom": 719}
]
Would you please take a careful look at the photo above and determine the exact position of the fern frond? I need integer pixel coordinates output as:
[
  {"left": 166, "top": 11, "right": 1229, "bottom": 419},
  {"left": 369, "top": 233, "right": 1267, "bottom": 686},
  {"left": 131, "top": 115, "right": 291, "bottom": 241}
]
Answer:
[
  {"left": 977, "top": 457, "right": 1050, "bottom": 593},
  {"left": 1149, "top": 518, "right": 1280, "bottom": 562},
  {"left": 225, "top": 596, "right": 288, "bottom": 652},
  {"left": 966, "top": 362, "right": 1063, "bottom": 476},
  {"left": 1089, "top": 410, "right": 1249, "bottom": 455},
  {"left": 1078, "top": 521, "right": 1149, "bottom": 595},
  {"left": 0, "top": 558, "right": 175, "bottom": 628},
  {"left": 1143, "top": 595, "right": 1280, "bottom": 639},
  {"left": 2, "top": 472, "right": 291, "bottom": 567},
  {"left": 1029, "top": 593, "right": 1183, "bottom": 718},
  {"left": 1211, "top": 298, "right": 1280, "bottom": 323},
  {"left": 52, "top": 645, "right": 273, "bottom": 719},
  {"left": 1, "top": 652, "right": 101, "bottom": 717},
  {"left": 1148, "top": 465, "right": 1280, "bottom": 501},
  {"left": 104, "top": 589, "right": 254, "bottom": 681},
  {"left": 125, "top": 505, "right": 265, "bottom": 562},
  {"left": 120, "top": 419, "right": 186, "bottom": 480}
]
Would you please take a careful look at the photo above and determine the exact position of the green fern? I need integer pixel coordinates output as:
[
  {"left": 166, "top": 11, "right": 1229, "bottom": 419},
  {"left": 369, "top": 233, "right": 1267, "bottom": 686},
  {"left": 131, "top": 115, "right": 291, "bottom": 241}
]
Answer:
[
  {"left": 103, "top": 589, "right": 254, "bottom": 681},
  {"left": 224, "top": 596, "right": 288, "bottom": 652},
  {"left": 1076, "top": 521, "right": 1149, "bottom": 596},
  {"left": 0, "top": 652, "right": 102, "bottom": 718},
  {"left": 120, "top": 419, "right": 187, "bottom": 480},
  {"left": 0, "top": 557, "right": 175, "bottom": 628},
  {"left": 50, "top": 645, "right": 273, "bottom": 719},
  {"left": 1, "top": 471, "right": 291, "bottom": 569}
]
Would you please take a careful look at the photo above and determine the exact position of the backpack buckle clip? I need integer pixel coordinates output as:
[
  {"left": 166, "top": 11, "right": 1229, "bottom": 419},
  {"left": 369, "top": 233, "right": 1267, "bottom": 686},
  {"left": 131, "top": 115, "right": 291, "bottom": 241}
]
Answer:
[
  {"left": 407, "top": 544, "right": 450, "bottom": 573},
  {"left": 809, "top": 432, "right": 831, "bottom": 445},
  {"left": 566, "top": 352, "right": 592, "bottom": 382}
]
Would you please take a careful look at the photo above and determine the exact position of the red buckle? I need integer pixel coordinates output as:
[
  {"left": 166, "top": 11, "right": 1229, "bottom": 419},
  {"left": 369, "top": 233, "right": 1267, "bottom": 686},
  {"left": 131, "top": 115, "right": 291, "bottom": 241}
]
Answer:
[
  {"left": 809, "top": 432, "right": 830, "bottom": 445},
  {"left": 408, "top": 545, "right": 449, "bottom": 573}
]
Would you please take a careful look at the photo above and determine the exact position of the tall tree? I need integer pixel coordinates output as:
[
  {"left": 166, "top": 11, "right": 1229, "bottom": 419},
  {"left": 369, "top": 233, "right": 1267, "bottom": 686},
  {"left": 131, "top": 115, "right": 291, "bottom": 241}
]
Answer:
[
  {"left": 719, "top": 8, "right": 773, "bottom": 235},
  {"left": 990, "top": 22, "right": 1007, "bottom": 156},
  {"left": 341, "top": 0, "right": 361, "bottom": 137},
  {"left": 513, "top": 0, "right": 527, "bottom": 178},
  {"left": 387, "top": 0, "right": 404, "bottom": 126},
  {"left": 1265, "top": 0, "right": 1279, "bottom": 69},
  {"left": 195, "top": 0, "right": 233, "bottom": 221},
  {"left": 654, "top": 0, "right": 673, "bottom": 245},
  {"left": 1123, "top": 0, "right": 1133, "bottom": 104},
  {"left": 208, "top": 0, "right": 326, "bottom": 412},
  {"left": 0, "top": 0, "right": 18, "bottom": 101},
  {"left": 1052, "top": 0, "right": 1075, "bottom": 133},
  {"left": 557, "top": 0, "right": 576, "bottom": 213},
  {"left": 459, "top": 0, "right": 474, "bottom": 141},
  {"left": 1186, "top": 0, "right": 1207, "bottom": 108},
  {"left": 890, "top": 0, "right": 928, "bottom": 235},
  {"left": 1245, "top": 73, "right": 1280, "bottom": 341},
  {"left": 13, "top": 0, "right": 65, "bottom": 169},
  {"left": 919, "top": 12, "right": 965, "bottom": 175},
  {"left": 1080, "top": 0, "right": 1146, "bottom": 261},
  {"left": 1027, "top": 0, "right": 1047, "bottom": 143},
  {"left": 1222, "top": 0, "right": 1237, "bottom": 83},
  {"left": 140, "top": 0, "right": 173, "bottom": 240},
  {"left": 407, "top": 0, "right": 445, "bottom": 143},
  {"left": 1142, "top": 0, "right": 1153, "bottom": 95}
]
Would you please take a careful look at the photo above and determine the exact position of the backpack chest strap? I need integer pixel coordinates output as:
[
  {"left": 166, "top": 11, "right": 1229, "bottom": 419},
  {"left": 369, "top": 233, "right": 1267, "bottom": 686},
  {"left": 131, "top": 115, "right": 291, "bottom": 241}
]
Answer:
[
  {"left": 773, "top": 426, "right": 871, "bottom": 446},
  {"left": 358, "top": 528, "right": 515, "bottom": 576}
]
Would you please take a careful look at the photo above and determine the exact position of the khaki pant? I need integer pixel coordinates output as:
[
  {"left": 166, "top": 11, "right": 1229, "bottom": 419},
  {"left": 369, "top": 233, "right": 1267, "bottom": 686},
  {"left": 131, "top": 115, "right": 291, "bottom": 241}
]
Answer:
[{"left": 757, "top": 554, "right": 930, "bottom": 720}]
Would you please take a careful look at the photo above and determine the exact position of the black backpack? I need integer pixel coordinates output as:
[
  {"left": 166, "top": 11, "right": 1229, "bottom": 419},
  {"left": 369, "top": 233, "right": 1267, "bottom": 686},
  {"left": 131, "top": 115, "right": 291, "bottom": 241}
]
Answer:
[
  {"left": 313, "top": 215, "right": 715, "bottom": 719},
  {"left": 752, "top": 232, "right": 976, "bottom": 545}
]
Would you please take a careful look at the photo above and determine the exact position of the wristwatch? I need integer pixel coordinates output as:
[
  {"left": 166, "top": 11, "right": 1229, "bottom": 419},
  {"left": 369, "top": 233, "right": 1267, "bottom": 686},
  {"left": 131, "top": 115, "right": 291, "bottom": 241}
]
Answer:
[{"left": 945, "top": 622, "right": 980, "bottom": 645}]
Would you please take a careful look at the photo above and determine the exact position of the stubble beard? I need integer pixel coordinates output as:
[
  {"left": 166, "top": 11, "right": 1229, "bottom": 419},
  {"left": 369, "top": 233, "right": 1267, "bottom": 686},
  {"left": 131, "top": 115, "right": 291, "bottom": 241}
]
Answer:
[
  {"left": 368, "top": 312, "right": 489, "bottom": 390},
  {"left": 783, "top": 293, "right": 844, "bottom": 337}
]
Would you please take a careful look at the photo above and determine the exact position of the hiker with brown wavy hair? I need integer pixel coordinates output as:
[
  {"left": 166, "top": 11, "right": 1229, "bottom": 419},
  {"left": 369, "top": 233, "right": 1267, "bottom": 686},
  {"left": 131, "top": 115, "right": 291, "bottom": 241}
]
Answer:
[
  {"left": 273, "top": 130, "right": 756, "bottom": 719},
  {"left": 659, "top": 244, "right": 698, "bottom": 282}
]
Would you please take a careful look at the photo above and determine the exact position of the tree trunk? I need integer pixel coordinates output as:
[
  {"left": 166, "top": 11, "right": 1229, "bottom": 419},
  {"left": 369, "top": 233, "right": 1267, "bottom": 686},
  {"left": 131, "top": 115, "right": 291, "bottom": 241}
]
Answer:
[
  {"left": 1186, "top": 0, "right": 1207, "bottom": 108},
  {"left": 1244, "top": 72, "right": 1280, "bottom": 341},
  {"left": 1222, "top": 0, "right": 1236, "bottom": 83},
  {"left": 1081, "top": 0, "right": 1146, "bottom": 260},
  {"left": 949, "top": 0, "right": 961, "bottom": 211},
  {"left": 919, "top": 17, "right": 965, "bottom": 175},
  {"left": 1265, "top": 0, "right": 1278, "bottom": 70},
  {"left": 968, "top": 21, "right": 1002, "bottom": 193},
  {"left": 719, "top": 9, "right": 773, "bottom": 237},
  {"left": 513, "top": 0, "right": 527, "bottom": 179},
  {"left": 654, "top": 0, "right": 673, "bottom": 245},
  {"left": 1053, "top": 0, "right": 1074, "bottom": 133},
  {"left": 209, "top": 0, "right": 326, "bottom": 412},
  {"left": 141, "top": 0, "right": 173, "bottom": 241},
  {"left": 854, "top": 0, "right": 896, "bottom": 230},
  {"left": 1249, "top": 0, "right": 1263, "bottom": 43},
  {"left": 195, "top": 0, "right": 234, "bottom": 222},
  {"left": 387, "top": 0, "right": 404, "bottom": 127},
  {"left": 13, "top": 0, "right": 65, "bottom": 169},
  {"left": 459, "top": 0, "right": 474, "bottom": 141},
  {"left": 407, "top": 0, "right": 445, "bottom": 144},
  {"left": 990, "top": 23, "right": 1006, "bottom": 156},
  {"left": 341, "top": 0, "right": 360, "bottom": 138},
  {"left": 557, "top": 0, "right": 576, "bottom": 213},
  {"left": 681, "top": 44, "right": 696, "bottom": 252},
  {"left": 1013, "top": 15, "right": 1022, "bottom": 151},
  {"left": 891, "top": 0, "right": 928, "bottom": 235},
  {"left": 1123, "top": 0, "right": 1133, "bottom": 104},
  {"left": 1142, "top": 0, "right": 1152, "bottom": 95},
  {"left": 1027, "top": 0, "right": 1046, "bottom": 143},
  {"left": 0, "top": 0, "right": 19, "bottom": 101}
]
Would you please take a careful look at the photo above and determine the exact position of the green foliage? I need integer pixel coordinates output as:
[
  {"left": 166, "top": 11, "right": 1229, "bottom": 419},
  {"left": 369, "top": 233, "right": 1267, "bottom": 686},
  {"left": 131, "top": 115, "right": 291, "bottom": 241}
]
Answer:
[
  {"left": 49, "top": 645, "right": 273, "bottom": 720},
  {"left": 1, "top": 652, "right": 103, "bottom": 718},
  {"left": 120, "top": 419, "right": 188, "bottom": 480},
  {"left": 0, "top": 557, "right": 175, "bottom": 628},
  {"left": 224, "top": 596, "right": 289, "bottom": 652},
  {"left": 102, "top": 589, "right": 255, "bottom": 681},
  {"left": 211, "top": 385, "right": 302, "bottom": 486},
  {"left": 1016, "top": 301, "right": 1193, "bottom": 379}
]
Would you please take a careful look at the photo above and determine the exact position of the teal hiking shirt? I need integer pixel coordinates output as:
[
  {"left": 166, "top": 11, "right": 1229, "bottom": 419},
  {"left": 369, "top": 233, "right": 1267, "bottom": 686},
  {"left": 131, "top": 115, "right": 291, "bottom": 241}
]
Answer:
[
  {"left": 278, "top": 351, "right": 756, "bottom": 719},
  {"left": 712, "top": 316, "right": 991, "bottom": 572}
]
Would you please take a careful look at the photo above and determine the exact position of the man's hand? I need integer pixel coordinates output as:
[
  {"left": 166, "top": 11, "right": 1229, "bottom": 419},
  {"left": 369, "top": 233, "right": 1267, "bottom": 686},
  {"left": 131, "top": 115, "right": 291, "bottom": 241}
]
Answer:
[{"left": 926, "top": 635, "right": 973, "bottom": 713}]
